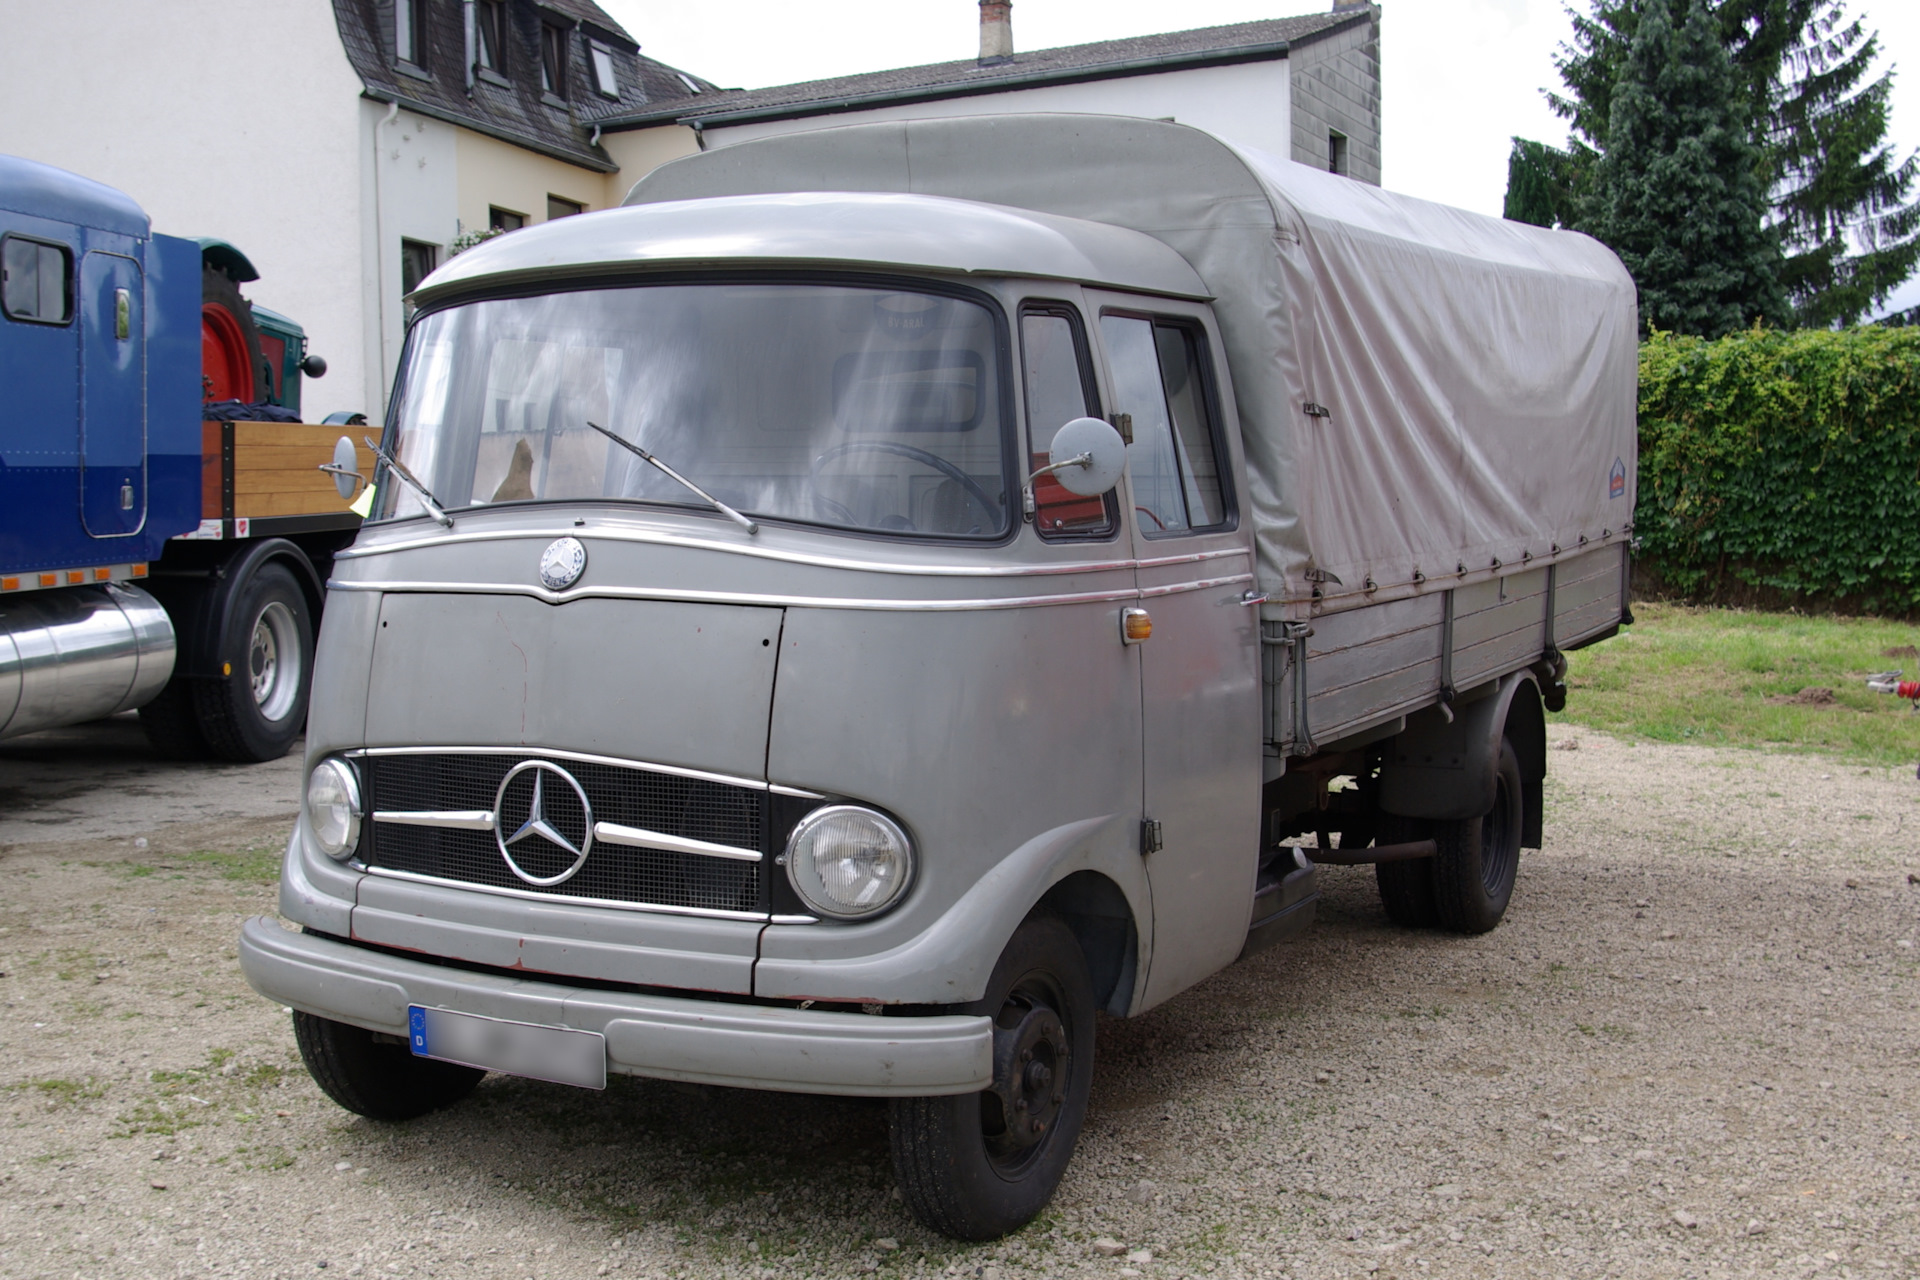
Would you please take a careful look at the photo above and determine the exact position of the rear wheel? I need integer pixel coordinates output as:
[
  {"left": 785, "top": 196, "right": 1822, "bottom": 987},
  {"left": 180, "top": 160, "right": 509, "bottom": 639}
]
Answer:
[
  {"left": 891, "top": 913, "right": 1094, "bottom": 1240},
  {"left": 293, "top": 1013, "right": 483, "bottom": 1121},
  {"left": 1373, "top": 813, "right": 1439, "bottom": 928},
  {"left": 1430, "top": 741, "right": 1524, "bottom": 934},
  {"left": 193, "top": 561, "right": 313, "bottom": 762}
]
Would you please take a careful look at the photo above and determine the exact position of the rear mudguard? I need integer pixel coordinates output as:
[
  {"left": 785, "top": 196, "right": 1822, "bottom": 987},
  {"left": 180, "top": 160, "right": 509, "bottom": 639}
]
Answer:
[{"left": 1377, "top": 670, "right": 1545, "bottom": 846}]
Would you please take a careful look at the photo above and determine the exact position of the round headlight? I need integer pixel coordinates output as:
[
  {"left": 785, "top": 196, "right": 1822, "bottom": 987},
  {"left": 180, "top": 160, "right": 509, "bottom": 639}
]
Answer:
[
  {"left": 306, "top": 759, "right": 363, "bottom": 861},
  {"left": 784, "top": 805, "right": 913, "bottom": 920}
]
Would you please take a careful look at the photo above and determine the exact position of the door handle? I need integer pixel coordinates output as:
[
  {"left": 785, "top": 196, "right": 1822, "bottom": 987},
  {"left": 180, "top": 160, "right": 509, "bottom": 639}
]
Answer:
[{"left": 1239, "top": 589, "right": 1269, "bottom": 607}]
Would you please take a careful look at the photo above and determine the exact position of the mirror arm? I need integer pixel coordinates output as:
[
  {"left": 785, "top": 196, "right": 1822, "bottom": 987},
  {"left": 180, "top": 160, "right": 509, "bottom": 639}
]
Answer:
[
  {"left": 318, "top": 463, "right": 367, "bottom": 491},
  {"left": 1021, "top": 451, "right": 1094, "bottom": 524}
]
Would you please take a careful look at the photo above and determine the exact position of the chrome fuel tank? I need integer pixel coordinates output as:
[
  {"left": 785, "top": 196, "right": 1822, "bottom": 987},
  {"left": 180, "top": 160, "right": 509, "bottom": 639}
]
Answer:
[{"left": 0, "top": 583, "right": 174, "bottom": 739}]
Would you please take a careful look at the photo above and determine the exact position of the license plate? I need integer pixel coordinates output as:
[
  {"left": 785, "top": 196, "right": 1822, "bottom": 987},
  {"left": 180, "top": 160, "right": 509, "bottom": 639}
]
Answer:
[{"left": 408, "top": 1006, "right": 607, "bottom": 1090}]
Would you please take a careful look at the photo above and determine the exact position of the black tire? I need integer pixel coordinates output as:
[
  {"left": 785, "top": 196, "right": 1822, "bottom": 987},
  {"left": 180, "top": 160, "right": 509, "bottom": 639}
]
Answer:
[
  {"left": 292, "top": 1012, "right": 484, "bottom": 1121},
  {"left": 203, "top": 264, "right": 267, "bottom": 403},
  {"left": 891, "top": 912, "right": 1095, "bottom": 1241},
  {"left": 1430, "top": 740, "right": 1524, "bottom": 934},
  {"left": 193, "top": 561, "right": 313, "bottom": 762},
  {"left": 1374, "top": 813, "right": 1440, "bottom": 928},
  {"left": 138, "top": 678, "right": 209, "bottom": 759}
]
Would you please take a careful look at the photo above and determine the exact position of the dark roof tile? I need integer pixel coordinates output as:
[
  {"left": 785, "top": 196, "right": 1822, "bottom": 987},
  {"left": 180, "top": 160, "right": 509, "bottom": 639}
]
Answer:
[{"left": 332, "top": 0, "right": 718, "bottom": 170}]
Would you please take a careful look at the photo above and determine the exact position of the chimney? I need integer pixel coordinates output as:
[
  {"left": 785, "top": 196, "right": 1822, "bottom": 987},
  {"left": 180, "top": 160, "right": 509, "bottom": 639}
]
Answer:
[{"left": 979, "top": 0, "right": 1013, "bottom": 64}]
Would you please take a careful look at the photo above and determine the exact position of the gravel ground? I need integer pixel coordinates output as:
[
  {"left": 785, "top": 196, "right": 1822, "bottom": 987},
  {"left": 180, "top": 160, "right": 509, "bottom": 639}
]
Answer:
[{"left": 1, "top": 721, "right": 1917, "bottom": 1280}]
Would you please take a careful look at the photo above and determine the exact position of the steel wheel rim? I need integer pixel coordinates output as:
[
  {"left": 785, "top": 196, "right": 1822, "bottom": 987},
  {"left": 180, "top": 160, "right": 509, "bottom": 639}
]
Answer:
[
  {"left": 1481, "top": 773, "right": 1519, "bottom": 894},
  {"left": 980, "top": 968, "right": 1074, "bottom": 1180},
  {"left": 249, "top": 601, "right": 301, "bottom": 722}
]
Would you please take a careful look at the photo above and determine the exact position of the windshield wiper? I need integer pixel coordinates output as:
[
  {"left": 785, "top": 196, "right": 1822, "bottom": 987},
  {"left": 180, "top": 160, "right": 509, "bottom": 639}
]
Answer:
[
  {"left": 586, "top": 421, "right": 759, "bottom": 535},
  {"left": 364, "top": 435, "right": 455, "bottom": 528}
]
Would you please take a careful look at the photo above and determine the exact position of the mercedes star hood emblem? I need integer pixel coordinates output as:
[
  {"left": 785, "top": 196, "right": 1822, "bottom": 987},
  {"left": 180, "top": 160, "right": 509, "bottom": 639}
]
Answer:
[{"left": 539, "top": 536, "right": 587, "bottom": 591}]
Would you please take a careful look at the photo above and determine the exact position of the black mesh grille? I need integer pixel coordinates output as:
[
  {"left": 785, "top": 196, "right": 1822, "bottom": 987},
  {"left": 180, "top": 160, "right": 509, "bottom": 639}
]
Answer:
[{"left": 365, "top": 753, "right": 764, "bottom": 914}]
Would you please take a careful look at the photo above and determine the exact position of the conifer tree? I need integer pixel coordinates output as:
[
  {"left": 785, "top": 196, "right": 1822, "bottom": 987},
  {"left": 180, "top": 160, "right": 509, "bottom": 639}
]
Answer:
[
  {"left": 1521, "top": 0, "right": 1920, "bottom": 326},
  {"left": 1587, "top": 0, "right": 1787, "bottom": 335}
]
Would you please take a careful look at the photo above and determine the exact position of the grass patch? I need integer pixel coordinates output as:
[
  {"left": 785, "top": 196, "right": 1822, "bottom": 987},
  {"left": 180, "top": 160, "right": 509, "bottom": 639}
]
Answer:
[
  {"left": 11, "top": 1077, "right": 107, "bottom": 1105},
  {"left": 1555, "top": 602, "right": 1920, "bottom": 765},
  {"left": 165, "top": 846, "right": 281, "bottom": 886}
]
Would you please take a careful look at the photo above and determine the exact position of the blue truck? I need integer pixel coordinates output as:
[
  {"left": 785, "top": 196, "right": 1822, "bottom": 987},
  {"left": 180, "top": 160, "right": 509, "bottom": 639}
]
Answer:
[{"left": 1, "top": 154, "right": 363, "bottom": 761}]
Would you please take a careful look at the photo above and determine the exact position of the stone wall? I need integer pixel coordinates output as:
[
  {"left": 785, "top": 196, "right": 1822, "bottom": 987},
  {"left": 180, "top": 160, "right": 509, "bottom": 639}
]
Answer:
[{"left": 1288, "top": 8, "right": 1382, "bottom": 186}]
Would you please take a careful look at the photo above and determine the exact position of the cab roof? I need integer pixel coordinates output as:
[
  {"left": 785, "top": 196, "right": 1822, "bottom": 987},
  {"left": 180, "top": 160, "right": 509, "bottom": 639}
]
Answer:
[
  {"left": 410, "top": 191, "right": 1211, "bottom": 306},
  {"left": 0, "top": 154, "right": 148, "bottom": 238}
]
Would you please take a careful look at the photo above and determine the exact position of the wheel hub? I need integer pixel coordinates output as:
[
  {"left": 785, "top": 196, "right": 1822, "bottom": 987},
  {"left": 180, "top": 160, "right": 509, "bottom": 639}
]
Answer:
[{"left": 989, "top": 1003, "right": 1068, "bottom": 1152}]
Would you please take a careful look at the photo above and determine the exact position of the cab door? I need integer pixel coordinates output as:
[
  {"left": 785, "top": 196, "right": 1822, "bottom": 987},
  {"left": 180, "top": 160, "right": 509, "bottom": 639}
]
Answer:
[
  {"left": 1089, "top": 295, "right": 1262, "bottom": 1008},
  {"left": 79, "top": 249, "right": 145, "bottom": 536}
]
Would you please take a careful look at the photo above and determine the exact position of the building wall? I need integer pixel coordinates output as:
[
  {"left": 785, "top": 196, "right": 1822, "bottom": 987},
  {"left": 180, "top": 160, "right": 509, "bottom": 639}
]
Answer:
[
  {"left": 0, "top": 0, "right": 376, "bottom": 418},
  {"left": 695, "top": 59, "right": 1294, "bottom": 161},
  {"left": 361, "top": 103, "right": 459, "bottom": 414},
  {"left": 600, "top": 127, "right": 701, "bottom": 205},
  {"left": 452, "top": 129, "right": 607, "bottom": 237},
  {"left": 1289, "top": 15, "right": 1382, "bottom": 184}
]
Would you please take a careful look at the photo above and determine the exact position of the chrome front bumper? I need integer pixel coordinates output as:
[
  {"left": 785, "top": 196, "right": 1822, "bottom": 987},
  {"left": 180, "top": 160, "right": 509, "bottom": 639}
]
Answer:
[{"left": 237, "top": 917, "right": 993, "bottom": 1097}]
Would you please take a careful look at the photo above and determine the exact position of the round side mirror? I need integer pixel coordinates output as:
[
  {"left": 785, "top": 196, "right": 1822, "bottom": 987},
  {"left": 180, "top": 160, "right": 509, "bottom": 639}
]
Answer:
[
  {"left": 1046, "top": 416, "right": 1127, "bottom": 497},
  {"left": 329, "top": 435, "right": 360, "bottom": 500},
  {"left": 301, "top": 354, "right": 328, "bottom": 378}
]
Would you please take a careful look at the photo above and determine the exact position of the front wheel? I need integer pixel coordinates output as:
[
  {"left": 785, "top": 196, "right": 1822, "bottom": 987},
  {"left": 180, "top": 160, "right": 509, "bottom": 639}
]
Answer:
[
  {"left": 293, "top": 1012, "right": 484, "bottom": 1121},
  {"left": 890, "top": 912, "right": 1094, "bottom": 1240}
]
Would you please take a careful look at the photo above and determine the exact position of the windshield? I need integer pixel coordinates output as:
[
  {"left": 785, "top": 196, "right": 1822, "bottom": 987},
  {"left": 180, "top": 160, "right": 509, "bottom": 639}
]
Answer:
[{"left": 377, "top": 281, "right": 1013, "bottom": 538}]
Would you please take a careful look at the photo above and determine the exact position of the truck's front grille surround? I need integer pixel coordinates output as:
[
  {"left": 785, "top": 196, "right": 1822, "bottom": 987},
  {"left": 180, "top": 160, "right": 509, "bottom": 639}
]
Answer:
[{"left": 361, "top": 751, "right": 767, "bottom": 915}]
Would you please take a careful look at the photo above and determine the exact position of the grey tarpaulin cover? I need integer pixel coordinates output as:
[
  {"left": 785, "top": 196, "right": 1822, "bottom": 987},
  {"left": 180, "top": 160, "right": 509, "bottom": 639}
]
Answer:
[{"left": 626, "top": 114, "right": 1639, "bottom": 612}]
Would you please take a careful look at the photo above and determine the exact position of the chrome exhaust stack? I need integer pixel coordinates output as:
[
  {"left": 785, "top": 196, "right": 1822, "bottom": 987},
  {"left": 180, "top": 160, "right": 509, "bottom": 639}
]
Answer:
[{"left": 0, "top": 584, "right": 175, "bottom": 740}]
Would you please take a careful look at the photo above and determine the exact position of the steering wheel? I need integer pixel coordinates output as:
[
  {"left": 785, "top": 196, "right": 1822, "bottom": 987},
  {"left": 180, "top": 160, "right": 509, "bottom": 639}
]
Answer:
[
  {"left": 1134, "top": 505, "right": 1169, "bottom": 532},
  {"left": 809, "top": 441, "right": 1001, "bottom": 534}
]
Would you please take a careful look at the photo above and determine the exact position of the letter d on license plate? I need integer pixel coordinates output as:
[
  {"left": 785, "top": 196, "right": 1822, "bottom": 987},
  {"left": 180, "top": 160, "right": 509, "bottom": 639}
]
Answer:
[{"left": 408, "top": 1006, "right": 607, "bottom": 1090}]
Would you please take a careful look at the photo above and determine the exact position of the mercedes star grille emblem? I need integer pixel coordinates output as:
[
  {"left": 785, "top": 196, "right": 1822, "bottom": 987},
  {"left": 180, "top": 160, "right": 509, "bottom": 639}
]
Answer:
[
  {"left": 493, "top": 761, "right": 594, "bottom": 886},
  {"left": 539, "top": 536, "right": 588, "bottom": 591}
]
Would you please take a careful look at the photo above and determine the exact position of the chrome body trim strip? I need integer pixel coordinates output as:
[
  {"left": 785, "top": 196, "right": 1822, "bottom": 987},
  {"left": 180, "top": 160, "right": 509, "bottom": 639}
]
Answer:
[
  {"left": 593, "top": 821, "right": 762, "bottom": 863},
  {"left": 769, "top": 783, "right": 827, "bottom": 800},
  {"left": 373, "top": 809, "right": 495, "bottom": 831},
  {"left": 1139, "top": 572, "right": 1255, "bottom": 598},
  {"left": 328, "top": 578, "right": 1243, "bottom": 612},
  {"left": 362, "top": 865, "right": 774, "bottom": 922},
  {"left": 769, "top": 914, "right": 820, "bottom": 926},
  {"left": 336, "top": 522, "right": 1248, "bottom": 578},
  {"left": 347, "top": 744, "right": 770, "bottom": 793}
]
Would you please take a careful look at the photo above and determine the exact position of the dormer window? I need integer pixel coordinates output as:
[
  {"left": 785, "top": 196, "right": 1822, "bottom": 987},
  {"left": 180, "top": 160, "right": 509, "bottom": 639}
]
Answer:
[
  {"left": 394, "top": 0, "right": 426, "bottom": 67},
  {"left": 475, "top": 0, "right": 505, "bottom": 74},
  {"left": 589, "top": 41, "right": 619, "bottom": 98},
  {"left": 540, "top": 22, "right": 568, "bottom": 97}
]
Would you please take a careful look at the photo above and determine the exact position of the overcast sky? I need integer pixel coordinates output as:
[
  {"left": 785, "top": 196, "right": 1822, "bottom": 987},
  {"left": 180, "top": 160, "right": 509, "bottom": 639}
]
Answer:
[{"left": 602, "top": 0, "right": 1920, "bottom": 318}]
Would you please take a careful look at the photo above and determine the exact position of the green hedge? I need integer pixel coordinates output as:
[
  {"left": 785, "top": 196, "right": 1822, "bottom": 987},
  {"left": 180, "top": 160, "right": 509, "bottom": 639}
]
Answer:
[{"left": 1635, "top": 325, "right": 1920, "bottom": 615}]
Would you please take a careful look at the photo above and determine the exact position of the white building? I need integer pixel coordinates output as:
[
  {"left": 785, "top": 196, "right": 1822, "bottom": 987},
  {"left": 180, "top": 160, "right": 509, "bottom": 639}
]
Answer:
[
  {"left": 602, "top": 3, "right": 1382, "bottom": 190},
  {"left": 0, "top": 0, "right": 711, "bottom": 420}
]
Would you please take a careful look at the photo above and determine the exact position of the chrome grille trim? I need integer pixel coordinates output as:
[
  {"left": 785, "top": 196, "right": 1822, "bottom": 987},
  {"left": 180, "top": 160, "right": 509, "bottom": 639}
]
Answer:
[
  {"left": 362, "top": 865, "right": 782, "bottom": 922},
  {"left": 347, "top": 744, "right": 806, "bottom": 795},
  {"left": 593, "top": 821, "right": 761, "bottom": 863},
  {"left": 373, "top": 809, "right": 494, "bottom": 830}
]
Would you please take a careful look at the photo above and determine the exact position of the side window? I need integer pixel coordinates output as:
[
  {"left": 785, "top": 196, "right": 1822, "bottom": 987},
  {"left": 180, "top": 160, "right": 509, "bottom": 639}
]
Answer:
[
  {"left": 1020, "top": 307, "right": 1114, "bottom": 538},
  {"left": 1, "top": 235, "right": 73, "bottom": 324},
  {"left": 1099, "top": 314, "right": 1229, "bottom": 535}
]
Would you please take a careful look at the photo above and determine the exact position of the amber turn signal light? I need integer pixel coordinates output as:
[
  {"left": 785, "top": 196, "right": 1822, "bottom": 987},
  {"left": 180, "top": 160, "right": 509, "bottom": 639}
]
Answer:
[{"left": 1121, "top": 607, "right": 1153, "bottom": 645}]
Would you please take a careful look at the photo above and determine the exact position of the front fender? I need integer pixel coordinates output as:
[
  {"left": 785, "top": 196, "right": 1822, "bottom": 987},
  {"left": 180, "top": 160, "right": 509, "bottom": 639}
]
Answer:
[{"left": 752, "top": 812, "right": 1150, "bottom": 1007}]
